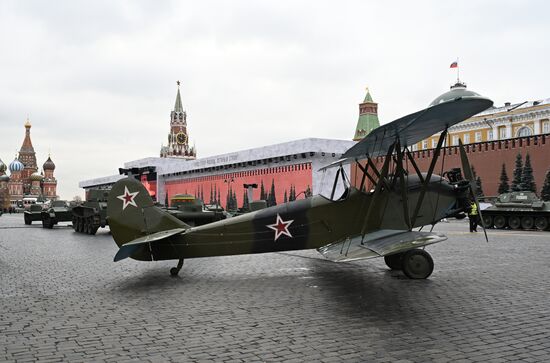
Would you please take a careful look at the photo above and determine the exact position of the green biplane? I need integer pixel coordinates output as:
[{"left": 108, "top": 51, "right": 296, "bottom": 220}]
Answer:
[{"left": 107, "top": 86, "right": 492, "bottom": 279}]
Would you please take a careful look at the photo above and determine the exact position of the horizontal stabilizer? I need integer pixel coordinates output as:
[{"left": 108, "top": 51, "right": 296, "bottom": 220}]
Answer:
[
  {"left": 317, "top": 229, "right": 447, "bottom": 262},
  {"left": 114, "top": 228, "right": 186, "bottom": 262}
]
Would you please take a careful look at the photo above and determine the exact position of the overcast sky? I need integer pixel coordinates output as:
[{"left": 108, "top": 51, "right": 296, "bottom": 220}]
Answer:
[{"left": 0, "top": 1, "right": 548, "bottom": 199}]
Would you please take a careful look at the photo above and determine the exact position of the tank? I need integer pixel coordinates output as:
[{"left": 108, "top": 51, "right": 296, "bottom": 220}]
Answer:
[
  {"left": 41, "top": 200, "right": 73, "bottom": 229},
  {"left": 164, "top": 194, "right": 227, "bottom": 226},
  {"left": 482, "top": 191, "right": 550, "bottom": 231},
  {"left": 72, "top": 189, "right": 110, "bottom": 235},
  {"left": 24, "top": 204, "right": 44, "bottom": 225}
]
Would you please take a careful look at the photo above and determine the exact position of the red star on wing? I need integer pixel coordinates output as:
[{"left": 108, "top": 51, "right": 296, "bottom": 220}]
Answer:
[
  {"left": 267, "top": 213, "right": 294, "bottom": 241},
  {"left": 117, "top": 186, "right": 139, "bottom": 210}
]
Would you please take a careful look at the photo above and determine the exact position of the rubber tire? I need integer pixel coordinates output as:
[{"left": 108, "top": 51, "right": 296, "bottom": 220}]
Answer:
[
  {"left": 24, "top": 214, "right": 32, "bottom": 225},
  {"left": 494, "top": 215, "right": 506, "bottom": 229},
  {"left": 384, "top": 253, "right": 403, "bottom": 270},
  {"left": 86, "top": 218, "right": 94, "bottom": 235},
  {"left": 482, "top": 215, "right": 493, "bottom": 229},
  {"left": 72, "top": 216, "right": 78, "bottom": 230},
  {"left": 77, "top": 218, "right": 83, "bottom": 233},
  {"left": 170, "top": 267, "right": 179, "bottom": 276},
  {"left": 508, "top": 216, "right": 521, "bottom": 230},
  {"left": 90, "top": 225, "right": 99, "bottom": 235},
  {"left": 401, "top": 249, "right": 434, "bottom": 279},
  {"left": 535, "top": 217, "right": 549, "bottom": 231},
  {"left": 521, "top": 216, "right": 534, "bottom": 230}
]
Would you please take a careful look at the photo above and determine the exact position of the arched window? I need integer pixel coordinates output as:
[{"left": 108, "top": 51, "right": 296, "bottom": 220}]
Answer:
[{"left": 517, "top": 126, "right": 533, "bottom": 137}]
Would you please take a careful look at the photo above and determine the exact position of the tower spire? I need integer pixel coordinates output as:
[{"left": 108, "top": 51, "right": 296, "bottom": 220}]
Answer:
[
  {"left": 353, "top": 86, "right": 380, "bottom": 141},
  {"left": 174, "top": 81, "right": 183, "bottom": 112}
]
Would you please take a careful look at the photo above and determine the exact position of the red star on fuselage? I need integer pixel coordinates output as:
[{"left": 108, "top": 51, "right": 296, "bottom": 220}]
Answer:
[
  {"left": 117, "top": 186, "right": 139, "bottom": 210},
  {"left": 267, "top": 214, "right": 294, "bottom": 241}
]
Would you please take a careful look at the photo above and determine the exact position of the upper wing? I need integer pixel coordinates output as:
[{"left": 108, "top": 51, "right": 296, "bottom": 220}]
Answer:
[
  {"left": 343, "top": 90, "right": 493, "bottom": 159},
  {"left": 317, "top": 229, "right": 447, "bottom": 262}
]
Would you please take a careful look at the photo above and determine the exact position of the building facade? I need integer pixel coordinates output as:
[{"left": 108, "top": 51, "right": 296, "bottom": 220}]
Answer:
[
  {"left": 160, "top": 82, "right": 197, "bottom": 159},
  {"left": 413, "top": 82, "right": 550, "bottom": 151},
  {"left": 0, "top": 120, "right": 58, "bottom": 210}
]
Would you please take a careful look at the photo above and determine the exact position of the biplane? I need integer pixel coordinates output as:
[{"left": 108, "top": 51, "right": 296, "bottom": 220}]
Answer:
[{"left": 106, "top": 86, "right": 492, "bottom": 279}]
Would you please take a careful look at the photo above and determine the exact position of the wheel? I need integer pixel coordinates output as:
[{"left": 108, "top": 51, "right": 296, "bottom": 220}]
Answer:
[
  {"left": 86, "top": 218, "right": 93, "bottom": 234},
  {"left": 384, "top": 253, "right": 403, "bottom": 270},
  {"left": 90, "top": 225, "right": 99, "bottom": 235},
  {"left": 170, "top": 267, "right": 179, "bottom": 276},
  {"left": 77, "top": 217, "right": 84, "bottom": 233},
  {"left": 535, "top": 217, "right": 549, "bottom": 231},
  {"left": 482, "top": 215, "right": 493, "bottom": 228},
  {"left": 401, "top": 249, "right": 434, "bottom": 279},
  {"left": 494, "top": 215, "right": 506, "bottom": 229},
  {"left": 72, "top": 216, "right": 78, "bottom": 230},
  {"left": 24, "top": 214, "right": 32, "bottom": 225},
  {"left": 508, "top": 216, "right": 521, "bottom": 230},
  {"left": 521, "top": 216, "right": 534, "bottom": 230}
]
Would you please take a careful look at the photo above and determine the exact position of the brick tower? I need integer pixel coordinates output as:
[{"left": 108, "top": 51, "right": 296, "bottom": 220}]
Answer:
[
  {"left": 160, "top": 82, "right": 197, "bottom": 159},
  {"left": 353, "top": 87, "right": 380, "bottom": 141}
]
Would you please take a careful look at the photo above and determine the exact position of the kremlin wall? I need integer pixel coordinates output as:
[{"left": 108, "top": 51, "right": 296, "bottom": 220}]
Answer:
[{"left": 80, "top": 82, "right": 550, "bottom": 208}]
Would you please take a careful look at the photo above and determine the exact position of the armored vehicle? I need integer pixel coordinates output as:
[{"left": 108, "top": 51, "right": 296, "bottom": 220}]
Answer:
[
  {"left": 24, "top": 204, "right": 44, "bottom": 225},
  {"left": 72, "top": 189, "right": 110, "bottom": 235},
  {"left": 164, "top": 194, "right": 227, "bottom": 226},
  {"left": 41, "top": 201, "right": 73, "bottom": 229},
  {"left": 482, "top": 191, "right": 550, "bottom": 230}
]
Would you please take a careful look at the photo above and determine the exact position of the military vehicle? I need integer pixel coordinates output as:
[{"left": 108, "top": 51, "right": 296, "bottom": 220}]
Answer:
[
  {"left": 24, "top": 204, "right": 44, "bottom": 225},
  {"left": 106, "top": 86, "right": 493, "bottom": 279},
  {"left": 41, "top": 200, "right": 73, "bottom": 229},
  {"left": 164, "top": 194, "right": 227, "bottom": 226},
  {"left": 481, "top": 191, "right": 550, "bottom": 230},
  {"left": 72, "top": 189, "right": 110, "bottom": 235}
]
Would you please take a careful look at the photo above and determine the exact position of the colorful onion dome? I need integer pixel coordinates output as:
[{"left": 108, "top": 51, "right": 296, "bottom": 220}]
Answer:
[
  {"left": 30, "top": 173, "right": 43, "bottom": 182},
  {"left": 43, "top": 156, "right": 56, "bottom": 171},
  {"left": 0, "top": 174, "right": 9, "bottom": 182},
  {"left": 9, "top": 157, "right": 24, "bottom": 172}
]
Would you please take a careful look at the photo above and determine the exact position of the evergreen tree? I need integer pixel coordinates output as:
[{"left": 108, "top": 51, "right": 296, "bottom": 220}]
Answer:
[
  {"left": 520, "top": 153, "right": 536, "bottom": 193},
  {"left": 498, "top": 163, "right": 510, "bottom": 194},
  {"left": 269, "top": 179, "right": 277, "bottom": 207},
  {"left": 213, "top": 186, "right": 218, "bottom": 206},
  {"left": 260, "top": 180, "right": 266, "bottom": 200},
  {"left": 475, "top": 176, "right": 484, "bottom": 198},
  {"left": 284, "top": 190, "right": 288, "bottom": 203},
  {"left": 511, "top": 153, "right": 523, "bottom": 191},
  {"left": 289, "top": 185, "right": 296, "bottom": 201},
  {"left": 242, "top": 191, "right": 249, "bottom": 210},
  {"left": 164, "top": 193, "right": 169, "bottom": 207},
  {"left": 541, "top": 169, "right": 550, "bottom": 201},
  {"left": 209, "top": 184, "right": 213, "bottom": 204},
  {"left": 305, "top": 185, "right": 312, "bottom": 198}
]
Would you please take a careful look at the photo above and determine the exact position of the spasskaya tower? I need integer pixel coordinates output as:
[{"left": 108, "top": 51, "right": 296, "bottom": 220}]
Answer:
[{"left": 160, "top": 81, "right": 196, "bottom": 159}]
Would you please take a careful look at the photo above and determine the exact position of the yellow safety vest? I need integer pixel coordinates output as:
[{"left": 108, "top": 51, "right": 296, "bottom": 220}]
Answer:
[{"left": 470, "top": 203, "right": 478, "bottom": 215}]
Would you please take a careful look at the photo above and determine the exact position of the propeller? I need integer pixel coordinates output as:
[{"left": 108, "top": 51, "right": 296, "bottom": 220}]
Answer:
[{"left": 458, "top": 140, "right": 488, "bottom": 242}]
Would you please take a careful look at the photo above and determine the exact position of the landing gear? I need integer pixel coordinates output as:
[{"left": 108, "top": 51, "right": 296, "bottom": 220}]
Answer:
[
  {"left": 384, "top": 253, "right": 404, "bottom": 270},
  {"left": 170, "top": 258, "right": 184, "bottom": 276},
  {"left": 401, "top": 249, "right": 434, "bottom": 279}
]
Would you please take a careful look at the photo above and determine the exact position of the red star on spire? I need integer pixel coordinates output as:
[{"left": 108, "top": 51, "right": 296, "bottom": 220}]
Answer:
[{"left": 267, "top": 214, "right": 294, "bottom": 241}]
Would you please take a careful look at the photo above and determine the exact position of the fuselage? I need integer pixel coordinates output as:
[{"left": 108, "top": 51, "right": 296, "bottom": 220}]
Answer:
[{"left": 135, "top": 174, "right": 466, "bottom": 261}]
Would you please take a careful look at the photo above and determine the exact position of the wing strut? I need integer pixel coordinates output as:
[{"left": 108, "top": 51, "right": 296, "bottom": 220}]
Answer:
[
  {"left": 394, "top": 139, "right": 411, "bottom": 230},
  {"left": 410, "top": 129, "right": 448, "bottom": 226},
  {"left": 360, "top": 141, "right": 396, "bottom": 238}
]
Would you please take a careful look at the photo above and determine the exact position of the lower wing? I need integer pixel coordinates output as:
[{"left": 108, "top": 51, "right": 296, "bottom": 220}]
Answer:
[{"left": 317, "top": 229, "right": 447, "bottom": 262}]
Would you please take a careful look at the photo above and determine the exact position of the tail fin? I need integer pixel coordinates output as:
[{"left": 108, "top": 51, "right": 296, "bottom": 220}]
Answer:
[{"left": 107, "top": 177, "right": 188, "bottom": 250}]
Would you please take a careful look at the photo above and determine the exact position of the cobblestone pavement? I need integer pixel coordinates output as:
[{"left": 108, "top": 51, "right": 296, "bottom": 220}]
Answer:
[{"left": 1, "top": 213, "right": 550, "bottom": 362}]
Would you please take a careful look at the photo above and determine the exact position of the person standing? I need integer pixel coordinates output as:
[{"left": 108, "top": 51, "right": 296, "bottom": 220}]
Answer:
[{"left": 468, "top": 200, "right": 478, "bottom": 232}]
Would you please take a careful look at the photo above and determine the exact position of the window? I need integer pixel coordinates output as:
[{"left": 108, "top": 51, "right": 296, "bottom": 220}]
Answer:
[
  {"left": 422, "top": 140, "right": 428, "bottom": 150},
  {"left": 517, "top": 126, "right": 532, "bottom": 137},
  {"left": 411, "top": 144, "right": 418, "bottom": 151},
  {"left": 542, "top": 121, "right": 549, "bottom": 134},
  {"left": 499, "top": 127, "right": 507, "bottom": 139},
  {"left": 488, "top": 130, "right": 494, "bottom": 140},
  {"left": 463, "top": 134, "right": 470, "bottom": 144},
  {"left": 475, "top": 131, "right": 482, "bottom": 142},
  {"left": 452, "top": 136, "right": 459, "bottom": 146},
  {"left": 431, "top": 139, "right": 437, "bottom": 148}
]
